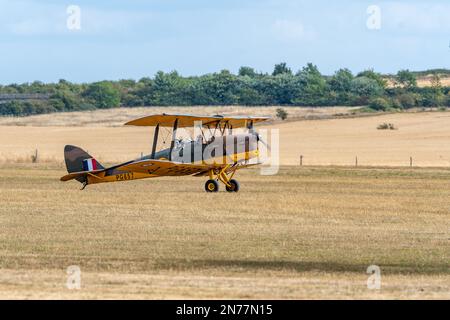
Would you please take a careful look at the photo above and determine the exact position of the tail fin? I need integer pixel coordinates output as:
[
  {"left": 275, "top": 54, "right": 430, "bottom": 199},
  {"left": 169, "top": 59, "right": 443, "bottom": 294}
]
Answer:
[{"left": 64, "top": 145, "right": 105, "bottom": 174}]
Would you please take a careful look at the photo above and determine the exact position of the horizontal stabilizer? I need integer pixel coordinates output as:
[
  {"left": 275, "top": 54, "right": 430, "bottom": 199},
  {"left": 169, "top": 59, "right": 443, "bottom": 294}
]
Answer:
[{"left": 60, "top": 170, "right": 103, "bottom": 182}]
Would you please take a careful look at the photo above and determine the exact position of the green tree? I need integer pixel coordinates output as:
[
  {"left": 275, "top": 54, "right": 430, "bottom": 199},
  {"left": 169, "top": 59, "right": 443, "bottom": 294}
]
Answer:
[
  {"left": 272, "top": 62, "right": 292, "bottom": 76},
  {"left": 357, "top": 69, "right": 387, "bottom": 89},
  {"left": 329, "top": 68, "right": 355, "bottom": 104},
  {"left": 132, "top": 77, "right": 155, "bottom": 105},
  {"left": 294, "top": 63, "right": 328, "bottom": 105},
  {"left": 396, "top": 69, "right": 417, "bottom": 89},
  {"left": 329, "top": 68, "right": 353, "bottom": 92},
  {"left": 0, "top": 101, "right": 23, "bottom": 115},
  {"left": 55, "top": 79, "right": 82, "bottom": 95},
  {"left": 238, "top": 66, "right": 258, "bottom": 78},
  {"left": 83, "top": 81, "right": 121, "bottom": 109},
  {"left": 259, "top": 73, "right": 298, "bottom": 105},
  {"left": 350, "top": 77, "right": 383, "bottom": 105},
  {"left": 236, "top": 77, "right": 268, "bottom": 105},
  {"left": 430, "top": 73, "right": 445, "bottom": 107},
  {"left": 151, "top": 71, "right": 189, "bottom": 105},
  {"left": 51, "top": 90, "right": 82, "bottom": 111},
  {"left": 28, "top": 81, "right": 47, "bottom": 93},
  {"left": 194, "top": 70, "right": 240, "bottom": 105}
]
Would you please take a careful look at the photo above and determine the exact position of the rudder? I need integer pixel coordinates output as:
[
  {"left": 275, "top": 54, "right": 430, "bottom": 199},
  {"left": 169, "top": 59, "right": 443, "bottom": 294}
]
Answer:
[{"left": 64, "top": 145, "right": 105, "bottom": 174}]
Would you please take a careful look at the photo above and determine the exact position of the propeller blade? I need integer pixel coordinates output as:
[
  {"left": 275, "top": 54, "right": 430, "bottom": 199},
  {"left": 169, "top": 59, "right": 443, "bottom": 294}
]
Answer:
[
  {"left": 255, "top": 133, "right": 271, "bottom": 151},
  {"left": 259, "top": 138, "right": 271, "bottom": 151}
]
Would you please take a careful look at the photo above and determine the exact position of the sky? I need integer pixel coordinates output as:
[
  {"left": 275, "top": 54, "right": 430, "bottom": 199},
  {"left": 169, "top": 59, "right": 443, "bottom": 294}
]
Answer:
[{"left": 0, "top": 0, "right": 449, "bottom": 84}]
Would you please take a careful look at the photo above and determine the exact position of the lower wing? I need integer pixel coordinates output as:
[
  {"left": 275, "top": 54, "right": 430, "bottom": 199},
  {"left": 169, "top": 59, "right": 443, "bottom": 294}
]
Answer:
[{"left": 113, "top": 159, "right": 211, "bottom": 177}]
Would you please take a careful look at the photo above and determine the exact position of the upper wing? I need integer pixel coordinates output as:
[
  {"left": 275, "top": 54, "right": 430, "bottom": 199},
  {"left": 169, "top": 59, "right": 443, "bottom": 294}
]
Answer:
[
  {"left": 115, "top": 159, "right": 212, "bottom": 177},
  {"left": 124, "top": 113, "right": 270, "bottom": 128}
]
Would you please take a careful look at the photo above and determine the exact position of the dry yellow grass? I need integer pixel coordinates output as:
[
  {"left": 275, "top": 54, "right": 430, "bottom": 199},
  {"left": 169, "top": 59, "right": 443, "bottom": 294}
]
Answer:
[
  {"left": 416, "top": 76, "right": 450, "bottom": 88},
  {"left": 0, "top": 108, "right": 449, "bottom": 299},
  {"left": 0, "top": 106, "right": 357, "bottom": 127},
  {"left": 0, "top": 164, "right": 448, "bottom": 299},
  {"left": 1, "top": 109, "right": 450, "bottom": 166},
  {"left": 276, "top": 111, "right": 450, "bottom": 166},
  {"left": 386, "top": 75, "right": 450, "bottom": 88}
]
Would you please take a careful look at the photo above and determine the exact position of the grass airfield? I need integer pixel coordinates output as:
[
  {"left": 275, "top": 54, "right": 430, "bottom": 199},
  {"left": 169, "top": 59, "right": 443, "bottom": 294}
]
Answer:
[{"left": 0, "top": 164, "right": 448, "bottom": 299}]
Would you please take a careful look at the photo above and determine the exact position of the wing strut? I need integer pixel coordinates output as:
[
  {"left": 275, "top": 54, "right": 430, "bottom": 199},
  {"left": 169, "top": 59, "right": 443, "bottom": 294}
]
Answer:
[
  {"left": 169, "top": 118, "right": 179, "bottom": 161},
  {"left": 151, "top": 123, "right": 160, "bottom": 159}
]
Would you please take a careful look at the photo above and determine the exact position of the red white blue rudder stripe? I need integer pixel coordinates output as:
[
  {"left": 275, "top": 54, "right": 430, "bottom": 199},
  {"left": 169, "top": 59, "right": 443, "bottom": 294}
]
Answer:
[{"left": 82, "top": 158, "right": 98, "bottom": 171}]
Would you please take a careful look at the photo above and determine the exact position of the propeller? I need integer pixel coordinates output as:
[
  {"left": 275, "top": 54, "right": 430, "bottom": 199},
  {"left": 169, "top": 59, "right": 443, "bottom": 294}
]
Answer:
[
  {"left": 254, "top": 132, "right": 271, "bottom": 151},
  {"left": 248, "top": 121, "right": 271, "bottom": 151}
]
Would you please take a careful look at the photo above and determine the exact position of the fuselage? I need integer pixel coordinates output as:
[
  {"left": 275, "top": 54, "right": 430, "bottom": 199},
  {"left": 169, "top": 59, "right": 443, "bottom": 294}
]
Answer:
[
  {"left": 149, "top": 133, "right": 259, "bottom": 164},
  {"left": 84, "top": 133, "right": 259, "bottom": 185}
]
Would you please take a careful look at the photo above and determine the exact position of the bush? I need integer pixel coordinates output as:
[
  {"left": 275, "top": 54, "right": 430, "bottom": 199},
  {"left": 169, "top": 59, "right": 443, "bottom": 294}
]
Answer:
[
  {"left": 0, "top": 100, "right": 56, "bottom": 116},
  {"left": 276, "top": 108, "right": 288, "bottom": 120},
  {"left": 390, "top": 98, "right": 403, "bottom": 110},
  {"left": 0, "top": 101, "right": 23, "bottom": 116},
  {"left": 368, "top": 97, "right": 391, "bottom": 111},
  {"left": 350, "top": 77, "right": 384, "bottom": 104},
  {"left": 396, "top": 93, "right": 418, "bottom": 109},
  {"left": 377, "top": 122, "right": 396, "bottom": 130}
]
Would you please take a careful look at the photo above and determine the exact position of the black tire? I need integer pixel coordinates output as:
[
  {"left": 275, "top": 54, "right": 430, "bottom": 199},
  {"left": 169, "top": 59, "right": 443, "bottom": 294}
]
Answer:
[
  {"left": 225, "top": 179, "right": 240, "bottom": 192},
  {"left": 205, "top": 179, "right": 219, "bottom": 192}
]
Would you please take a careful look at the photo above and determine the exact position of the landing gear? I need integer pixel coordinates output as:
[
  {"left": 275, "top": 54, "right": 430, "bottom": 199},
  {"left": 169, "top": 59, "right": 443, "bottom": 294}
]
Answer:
[
  {"left": 205, "top": 165, "right": 240, "bottom": 193},
  {"left": 225, "top": 179, "right": 240, "bottom": 192},
  {"left": 205, "top": 179, "right": 219, "bottom": 192}
]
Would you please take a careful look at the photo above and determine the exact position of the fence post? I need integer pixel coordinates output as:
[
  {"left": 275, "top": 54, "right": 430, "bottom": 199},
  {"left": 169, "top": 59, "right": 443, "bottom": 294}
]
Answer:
[
  {"left": 410, "top": 156, "right": 413, "bottom": 167},
  {"left": 300, "top": 155, "right": 303, "bottom": 166},
  {"left": 31, "top": 149, "right": 38, "bottom": 163},
  {"left": 355, "top": 156, "right": 358, "bottom": 167}
]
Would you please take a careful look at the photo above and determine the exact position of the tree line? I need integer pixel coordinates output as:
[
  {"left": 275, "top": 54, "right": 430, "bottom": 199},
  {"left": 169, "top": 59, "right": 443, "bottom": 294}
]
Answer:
[{"left": 0, "top": 63, "right": 449, "bottom": 116}]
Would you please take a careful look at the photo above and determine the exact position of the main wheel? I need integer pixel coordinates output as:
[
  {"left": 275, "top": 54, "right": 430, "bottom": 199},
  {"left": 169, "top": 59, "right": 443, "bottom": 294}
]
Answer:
[
  {"left": 225, "top": 179, "right": 240, "bottom": 192},
  {"left": 205, "top": 179, "right": 219, "bottom": 192}
]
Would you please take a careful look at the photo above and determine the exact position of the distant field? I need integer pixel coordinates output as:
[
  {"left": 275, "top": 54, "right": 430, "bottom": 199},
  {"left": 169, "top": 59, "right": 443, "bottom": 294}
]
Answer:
[
  {"left": 417, "top": 75, "right": 450, "bottom": 87},
  {"left": 386, "top": 75, "right": 450, "bottom": 88},
  {"left": 0, "top": 106, "right": 357, "bottom": 127},
  {"left": 0, "top": 165, "right": 448, "bottom": 299},
  {"left": 1, "top": 109, "right": 450, "bottom": 166}
]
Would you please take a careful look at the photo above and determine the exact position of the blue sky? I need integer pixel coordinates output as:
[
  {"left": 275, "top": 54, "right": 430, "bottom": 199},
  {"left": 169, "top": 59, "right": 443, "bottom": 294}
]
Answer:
[{"left": 0, "top": 0, "right": 449, "bottom": 84}]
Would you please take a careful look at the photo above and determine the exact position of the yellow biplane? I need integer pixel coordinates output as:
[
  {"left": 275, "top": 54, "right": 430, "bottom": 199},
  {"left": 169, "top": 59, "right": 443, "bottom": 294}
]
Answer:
[{"left": 61, "top": 114, "right": 270, "bottom": 192}]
